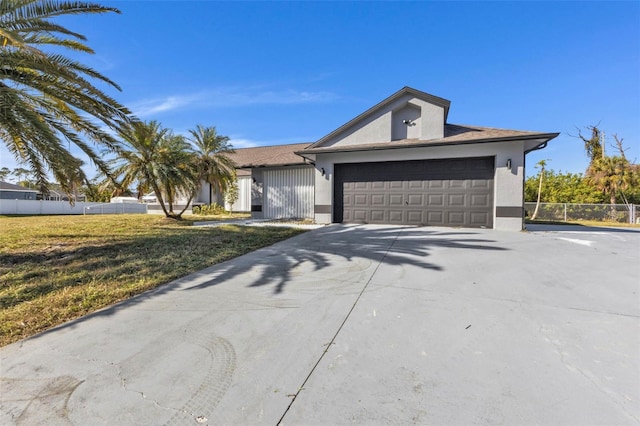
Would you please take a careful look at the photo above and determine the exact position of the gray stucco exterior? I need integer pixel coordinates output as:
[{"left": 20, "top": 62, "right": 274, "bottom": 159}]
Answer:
[
  {"left": 233, "top": 87, "right": 557, "bottom": 230},
  {"left": 296, "top": 87, "right": 558, "bottom": 231}
]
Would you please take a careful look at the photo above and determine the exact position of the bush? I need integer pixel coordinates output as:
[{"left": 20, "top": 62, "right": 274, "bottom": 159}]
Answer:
[{"left": 192, "top": 203, "right": 227, "bottom": 215}]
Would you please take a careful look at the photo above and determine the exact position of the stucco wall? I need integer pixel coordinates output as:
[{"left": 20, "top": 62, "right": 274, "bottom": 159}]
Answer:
[{"left": 321, "top": 94, "right": 446, "bottom": 147}]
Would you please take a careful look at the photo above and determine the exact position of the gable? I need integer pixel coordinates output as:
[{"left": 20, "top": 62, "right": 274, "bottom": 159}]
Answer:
[{"left": 310, "top": 87, "right": 451, "bottom": 149}]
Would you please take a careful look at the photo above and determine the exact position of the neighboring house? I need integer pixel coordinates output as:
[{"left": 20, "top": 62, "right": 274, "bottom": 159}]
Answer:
[
  {"left": 198, "top": 87, "right": 558, "bottom": 230},
  {"left": 110, "top": 196, "right": 141, "bottom": 203},
  {"left": 0, "top": 181, "right": 38, "bottom": 200},
  {"left": 0, "top": 181, "right": 85, "bottom": 202},
  {"left": 141, "top": 192, "right": 157, "bottom": 203},
  {"left": 42, "top": 188, "right": 86, "bottom": 202}
]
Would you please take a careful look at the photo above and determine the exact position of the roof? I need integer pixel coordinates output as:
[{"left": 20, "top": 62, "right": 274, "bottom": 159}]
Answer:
[
  {"left": 309, "top": 86, "right": 451, "bottom": 149},
  {"left": 228, "top": 142, "right": 312, "bottom": 169},
  {"left": 0, "top": 181, "right": 38, "bottom": 192},
  {"left": 298, "top": 124, "right": 559, "bottom": 156}
]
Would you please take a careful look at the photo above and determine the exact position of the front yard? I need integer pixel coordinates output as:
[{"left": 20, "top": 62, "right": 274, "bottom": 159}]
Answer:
[{"left": 0, "top": 215, "right": 304, "bottom": 346}]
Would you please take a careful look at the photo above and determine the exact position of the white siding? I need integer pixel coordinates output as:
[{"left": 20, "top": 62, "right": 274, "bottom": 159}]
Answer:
[
  {"left": 225, "top": 176, "right": 252, "bottom": 212},
  {"left": 263, "top": 166, "right": 314, "bottom": 219}
]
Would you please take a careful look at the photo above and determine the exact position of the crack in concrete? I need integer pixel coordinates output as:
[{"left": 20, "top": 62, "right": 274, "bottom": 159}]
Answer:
[
  {"left": 537, "top": 325, "right": 639, "bottom": 422},
  {"left": 116, "top": 366, "right": 186, "bottom": 416},
  {"left": 276, "top": 231, "right": 401, "bottom": 425},
  {"left": 378, "top": 286, "right": 640, "bottom": 319}
]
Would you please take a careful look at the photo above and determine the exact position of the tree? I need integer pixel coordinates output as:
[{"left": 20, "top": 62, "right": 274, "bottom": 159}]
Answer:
[
  {"left": 530, "top": 159, "right": 548, "bottom": 220},
  {"left": 579, "top": 125, "right": 604, "bottom": 163},
  {"left": 578, "top": 126, "right": 638, "bottom": 206},
  {"left": 188, "top": 125, "right": 236, "bottom": 205},
  {"left": 112, "top": 120, "right": 198, "bottom": 219},
  {"left": 0, "top": 0, "right": 130, "bottom": 197},
  {"left": 157, "top": 133, "right": 199, "bottom": 217},
  {"left": 83, "top": 178, "right": 111, "bottom": 202},
  {"left": 0, "top": 166, "right": 11, "bottom": 181},
  {"left": 12, "top": 166, "right": 32, "bottom": 186},
  {"left": 588, "top": 155, "right": 635, "bottom": 206},
  {"left": 224, "top": 180, "right": 239, "bottom": 210},
  {"left": 524, "top": 170, "right": 605, "bottom": 204}
]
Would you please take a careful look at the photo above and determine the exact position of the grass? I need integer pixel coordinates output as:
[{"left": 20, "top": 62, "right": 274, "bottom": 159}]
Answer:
[
  {"left": 0, "top": 214, "right": 304, "bottom": 347},
  {"left": 525, "top": 219, "right": 640, "bottom": 228}
]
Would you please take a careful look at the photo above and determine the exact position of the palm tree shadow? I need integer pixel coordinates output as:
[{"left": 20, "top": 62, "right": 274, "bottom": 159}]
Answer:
[
  {"left": 187, "top": 224, "right": 507, "bottom": 294},
  {"left": 28, "top": 224, "right": 508, "bottom": 340}
]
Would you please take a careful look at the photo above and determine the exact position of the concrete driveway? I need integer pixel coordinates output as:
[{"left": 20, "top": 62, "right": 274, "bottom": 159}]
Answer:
[{"left": 1, "top": 224, "right": 639, "bottom": 425}]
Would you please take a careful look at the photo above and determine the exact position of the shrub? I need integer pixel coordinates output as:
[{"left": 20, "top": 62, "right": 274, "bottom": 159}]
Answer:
[{"left": 192, "top": 203, "right": 227, "bottom": 216}]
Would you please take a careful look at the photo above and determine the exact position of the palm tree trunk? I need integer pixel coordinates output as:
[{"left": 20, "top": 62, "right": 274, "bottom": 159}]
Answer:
[
  {"left": 531, "top": 171, "right": 544, "bottom": 220},
  {"left": 177, "top": 193, "right": 195, "bottom": 218},
  {"left": 151, "top": 183, "right": 170, "bottom": 217},
  {"left": 165, "top": 183, "right": 175, "bottom": 215}
]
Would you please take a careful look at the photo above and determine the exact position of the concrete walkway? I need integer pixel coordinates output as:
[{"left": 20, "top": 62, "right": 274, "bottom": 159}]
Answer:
[
  {"left": 1, "top": 224, "right": 639, "bottom": 425},
  {"left": 192, "top": 218, "right": 325, "bottom": 230}
]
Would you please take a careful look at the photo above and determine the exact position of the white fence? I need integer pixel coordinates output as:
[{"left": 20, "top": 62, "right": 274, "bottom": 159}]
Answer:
[
  {"left": 0, "top": 199, "right": 147, "bottom": 215},
  {"left": 84, "top": 203, "right": 148, "bottom": 215},
  {"left": 524, "top": 202, "right": 639, "bottom": 224}
]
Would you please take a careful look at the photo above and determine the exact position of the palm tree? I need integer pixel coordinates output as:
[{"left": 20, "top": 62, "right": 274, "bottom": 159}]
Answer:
[
  {"left": 530, "top": 159, "right": 548, "bottom": 220},
  {"left": 188, "top": 125, "right": 236, "bottom": 206},
  {"left": 0, "top": 0, "right": 130, "bottom": 196},
  {"left": 112, "top": 120, "right": 198, "bottom": 219},
  {"left": 588, "top": 156, "right": 634, "bottom": 206},
  {"left": 582, "top": 129, "right": 637, "bottom": 209}
]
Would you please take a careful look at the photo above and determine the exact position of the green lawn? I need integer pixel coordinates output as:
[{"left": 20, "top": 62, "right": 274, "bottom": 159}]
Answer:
[{"left": 0, "top": 214, "right": 304, "bottom": 346}]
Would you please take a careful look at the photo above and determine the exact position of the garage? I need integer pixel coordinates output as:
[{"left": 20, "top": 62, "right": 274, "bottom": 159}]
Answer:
[
  {"left": 334, "top": 157, "right": 494, "bottom": 227},
  {"left": 263, "top": 86, "right": 557, "bottom": 230}
]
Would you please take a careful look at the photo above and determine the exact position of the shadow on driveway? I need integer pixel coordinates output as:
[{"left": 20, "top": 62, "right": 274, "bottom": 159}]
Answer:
[{"left": 29, "top": 224, "right": 508, "bottom": 340}]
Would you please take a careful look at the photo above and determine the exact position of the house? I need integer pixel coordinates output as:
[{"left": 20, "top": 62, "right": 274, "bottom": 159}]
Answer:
[
  {"left": 199, "top": 87, "right": 558, "bottom": 231},
  {"left": 41, "top": 187, "right": 86, "bottom": 202},
  {"left": 0, "top": 181, "right": 38, "bottom": 200},
  {"left": 217, "top": 143, "right": 313, "bottom": 213}
]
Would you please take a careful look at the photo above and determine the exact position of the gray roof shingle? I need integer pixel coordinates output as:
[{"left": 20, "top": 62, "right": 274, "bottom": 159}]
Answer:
[
  {"left": 298, "top": 124, "right": 559, "bottom": 155},
  {"left": 224, "top": 124, "right": 558, "bottom": 172},
  {"left": 0, "top": 181, "right": 38, "bottom": 192},
  {"left": 228, "top": 142, "right": 312, "bottom": 169}
]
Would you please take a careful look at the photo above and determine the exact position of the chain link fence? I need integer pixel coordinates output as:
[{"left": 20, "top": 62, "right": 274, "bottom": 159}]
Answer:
[{"left": 524, "top": 203, "right": 639, "bottom": 224}]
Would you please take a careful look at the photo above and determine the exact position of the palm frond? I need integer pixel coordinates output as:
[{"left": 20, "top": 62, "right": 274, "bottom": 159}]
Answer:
[{"left": 0, "top": 0, "right": 129, "bottom": 197}]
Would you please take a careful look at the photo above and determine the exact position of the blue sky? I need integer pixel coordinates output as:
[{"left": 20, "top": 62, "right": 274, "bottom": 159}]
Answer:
[{"left": 1, "top": 0, "right": 639, "bottom": 179}]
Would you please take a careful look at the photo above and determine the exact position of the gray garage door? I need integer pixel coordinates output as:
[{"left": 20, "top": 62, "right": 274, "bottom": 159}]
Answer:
[{"left": 334, "top": 157, "right": 494, "bottom": 228}]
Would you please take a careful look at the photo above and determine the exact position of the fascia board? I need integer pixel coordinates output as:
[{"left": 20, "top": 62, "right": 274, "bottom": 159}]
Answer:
[{"left": 301, "top": 133, "right": 560, "bottom": 156}]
